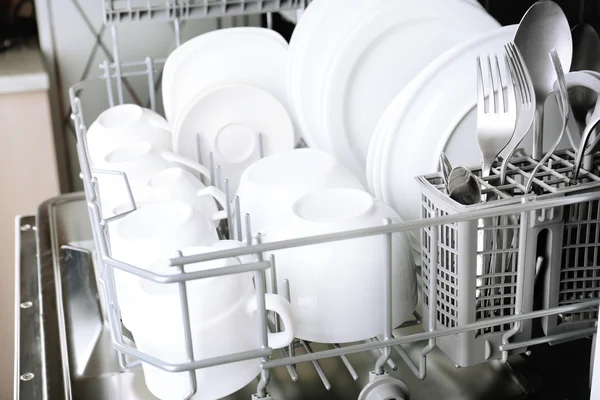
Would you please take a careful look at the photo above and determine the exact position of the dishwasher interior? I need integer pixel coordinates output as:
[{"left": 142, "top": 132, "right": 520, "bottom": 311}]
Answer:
[
  {"left": 14, "top": 1, "right": 600, "bottom": 399},
  {"left": 15, "top": 194, "right": 594, "bottom": 400}
]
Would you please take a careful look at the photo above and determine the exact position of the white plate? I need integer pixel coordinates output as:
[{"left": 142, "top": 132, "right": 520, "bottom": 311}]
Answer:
[
  {"left": 377, "top": 26, "right": 517, "bottom": 255},
  {"left": 289, "top": 0, "right": 394, "bottom": 151},
  {"left": 376, "top": 24, "right": 569, "bottom": 257},
  {"left": 173, "top": 83, "right": 295, "bottom": 194},
  {"left": 168, "top": 30, "right": 293, "bottom": 138},
  {"left": 162, "top": 27, "right": 287, "bottom": 123},
  {"left": 287, "top": 0, "right": 338, "bottom": 148},
  {"left": 321, "top": 0, "right": 500, "bottom": 182}
]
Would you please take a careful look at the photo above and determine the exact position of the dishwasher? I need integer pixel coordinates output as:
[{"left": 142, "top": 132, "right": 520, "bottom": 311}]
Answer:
[{"left": 14, "top": 1, "right": 600, "bottom": 399}]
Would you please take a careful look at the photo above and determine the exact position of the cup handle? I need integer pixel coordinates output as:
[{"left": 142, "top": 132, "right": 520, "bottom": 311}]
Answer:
[
  {"left": 248, "top": 293, "right": 295, "bottom": 349},
  {"left": 196, "top": 186, "right": 228, "bottom": 221},
  {"left": 160, "top": 151, "right": 212, "bottom": 182}
]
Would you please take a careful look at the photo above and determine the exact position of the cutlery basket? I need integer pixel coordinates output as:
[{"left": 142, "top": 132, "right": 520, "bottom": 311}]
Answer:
[{"left": 417, "top": 149, "right": 600, "bottom": 367}]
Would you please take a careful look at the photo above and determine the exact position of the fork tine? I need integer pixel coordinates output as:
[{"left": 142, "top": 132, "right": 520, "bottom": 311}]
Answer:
[
  {"left": 477, "top": 55, "right": 485, "bottom": 116},
  {"left": 504, "top": 53, "right": 517, "bottom": 117},
  {"left": 504, "top": 43, "right": 526, "bottom": 106},
  {"left": 494, "top": 53, "right": 505, "bottom": 113},
  {"left": 511, "top": 43, "right": 533, "bottom": 104},
  {"left": 487, "top": 54, "right": 496, "bottom": 113}
]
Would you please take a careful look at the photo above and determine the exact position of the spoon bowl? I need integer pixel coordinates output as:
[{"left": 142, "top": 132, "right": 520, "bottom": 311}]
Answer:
[{"left": 514, "top": 0, "right": 572, "bottom": 159}]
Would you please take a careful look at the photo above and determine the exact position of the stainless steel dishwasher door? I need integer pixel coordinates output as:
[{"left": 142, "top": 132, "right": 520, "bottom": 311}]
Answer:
[{"left": 14, "top": 193, "right": 591, "bottom": 400}]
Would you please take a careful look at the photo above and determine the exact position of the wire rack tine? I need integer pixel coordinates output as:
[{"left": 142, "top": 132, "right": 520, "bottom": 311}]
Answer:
[
  {"left": 300, "top": 341, "right": 331, "bottom": 390},
  {"left": 333, "top": 343, "right": 359, "bottom": 380}
]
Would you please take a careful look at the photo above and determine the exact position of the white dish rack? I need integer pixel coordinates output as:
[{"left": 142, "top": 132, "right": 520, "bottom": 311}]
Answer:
[{"left": 68, "top": 3, "right": 600, "bottom": 399}]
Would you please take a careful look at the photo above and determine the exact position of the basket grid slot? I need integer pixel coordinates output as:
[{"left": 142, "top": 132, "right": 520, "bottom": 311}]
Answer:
[
  {"left": 559, "top": 199, "right": 600, "bottom": 324},
  {"left": 421, "top": 194, "right": 459, "bottom": 329},
  {"left": 475, "top": 213, "right": 520, "bottom": 336}
]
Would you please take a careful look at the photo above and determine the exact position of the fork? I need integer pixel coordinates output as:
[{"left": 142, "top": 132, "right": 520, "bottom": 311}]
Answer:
[
  {"left": 477, "top": 53, "right": 517, "bottom": 178},
  {"left": 499, "top": 42, "right": 536, "bottom": 185},
  {"left": 524, "top": 48, "right": 570, "bottom": 192}
]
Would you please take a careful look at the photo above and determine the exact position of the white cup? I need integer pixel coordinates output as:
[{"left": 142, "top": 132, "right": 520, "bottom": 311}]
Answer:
[
  {"left": 94, "top": 142, "right": 216, "bottom": 221},
  {"left": 130, "top": 240, "right": 295, "bottom": 400},
  {"left": 261, "top": 188, "right": 417, "bottom": 343},
  {"left": 235, "top": 148, "right": 364, "bottom": 237},
  {"left": 86, "top": 104, "right": 172, "bottom": 167},
  {"left": 108, "top": 201, "right": 219, "bottom": 329},
  {"left": 133, "top": 167, "right": 228, "bottom": 226}
]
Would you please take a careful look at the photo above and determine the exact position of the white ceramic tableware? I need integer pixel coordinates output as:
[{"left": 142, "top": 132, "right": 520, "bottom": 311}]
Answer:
[
  {"left": 86, "top": 104, "right": 171, "bottom": 167},
  {"left": 167, "top": 28, "right": 295, "bottom": 139},
  {"left": 93, "top": 141, "right": 214, "bottom": 220},
  {"left": 261, "top": 188, "right": 417, "bottom": 343},
  {"left": 134, "top": 167, "right": 227, "bottom": 226},
  {"left": 108, "top": 201, "right": 219, "bottom": 329},
  {"left": 173, "top": 83, "right": 295, "bottom": 195},
  {"left": 130, "top": 240, "right": 295, "bottom": 400},
  {"left": 371, "top": 27, "right": 522, "bottom": 259},
  {"left": 162, "top": 27, "right": 288, "bottom": 123},
  {"left": 376, "top": 26, "right": 573, "bottom": 244},
  {"left": 235, "top": 148, "right": 364, "bottom": 237},
  {"left": 319, "top": 0, "right": 501, "bottom": 181}
]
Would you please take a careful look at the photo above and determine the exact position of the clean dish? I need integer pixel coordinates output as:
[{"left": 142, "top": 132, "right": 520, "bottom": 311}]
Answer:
[
  {"left": 320, "top": 0, "right": 500, "bottom": 181},
  {"left": 134, "top": 167, "right": 227, "bottom": 226},
  {"left": 168, "top": 30, "right": 293, "bottom": 137},
  {"left": 375, "top": 26, "right": 569, "bottom": 259},
  {"left": 261, "top": 188, "right": 417, "bottom": 343},
  {"left": 162, "top": 27, "right": 287, "bottom": 123},
  {"left": 235, "top": 148, "right": 364, "bottom": 238},
  {"left": 109, "top": 201, "right": 219, "bottom": 329},
  {"left": 94, "top": 142, "right": 213, "bottom": 219},
  {"left": 173, "top": 83, "right": 295, "bottom": 195},
  {"left": 131, "top": 240, "right": 295, "bottom": 400},
  {"left": 377, "top": 27, "right": 517, "bottom": 253},
  {"left": 287, "top": 0, "right": 346, "bottom": 149},
  {"left": 86, "top": 104, "right": 171, "bottom": 167}
]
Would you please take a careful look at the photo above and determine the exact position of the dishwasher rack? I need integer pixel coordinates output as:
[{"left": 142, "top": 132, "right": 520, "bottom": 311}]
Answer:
[{"left": 70, "top": 54, "right": 600, "bottom": 399}]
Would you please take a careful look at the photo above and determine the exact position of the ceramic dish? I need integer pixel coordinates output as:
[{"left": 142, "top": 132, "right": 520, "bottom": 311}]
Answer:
[
  {"left": 167, "top": 29, "right": 294, "bottom": 140},
  {"left": 162, "top": 27, "right": 287, "bottom": 123},
  {"left": 173, "top": 83, "right": 295, "bottom": 194},
  {"left": 320, "top": 0, "right": 500, "bottom": 182}
]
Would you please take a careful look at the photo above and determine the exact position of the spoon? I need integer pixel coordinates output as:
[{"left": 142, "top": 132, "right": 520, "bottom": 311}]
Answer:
[
  {"left": 439, "top": 153, "right": 453, "bottom": 188},
  {"left": 571, "top": 24, "right": 600, "bottom": 73},
  {"left": 448, "top": 167, "right": 482, "bottom": 206},
  {"left": 571, "top": 24, "right": 600, "bottom": 170},
  {"left": 525, "top": 49, "right": 570, "bottom": 193},
  {"left": 572, "top": 97, "right": 600, "bottom": 183},
  {"left": 514, "top": 0, "right": 573, "bottom": 160},
  {"left": 439, "top": 153, "right": 481, "bottom": 205}
]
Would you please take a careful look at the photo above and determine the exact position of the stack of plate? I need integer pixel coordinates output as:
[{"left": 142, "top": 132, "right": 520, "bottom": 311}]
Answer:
[
  {"left": 367, "top": 24, "right": 570, "bottom": 260},
  {"left": 288, "top": 0, "right": 501, "bottom": 185},
  {"left": 162, "top": 27, "right": 297, "bottom": 193}
]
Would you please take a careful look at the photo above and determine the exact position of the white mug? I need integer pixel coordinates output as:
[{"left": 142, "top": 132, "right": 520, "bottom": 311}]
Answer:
[
  {"left": 109, "top": 201, "right": 219, "bottom": 329},
  {"left": 86, "top": 104, "right": 172, "bottom": 167},
  {"left": 235, "top": 148, "right": 364, "bottom": 237},
  {"left": 93, "top": 142, "right": 215, "bottom": 220},
  {"left": 134, "top": 167, "right": 228, "bottom": 225},
  {"left": 261, "top": 188, "right": 417, "bottom": 343},
  {"left": 130, "top": 240, "right": 295, "bottom": 400}
]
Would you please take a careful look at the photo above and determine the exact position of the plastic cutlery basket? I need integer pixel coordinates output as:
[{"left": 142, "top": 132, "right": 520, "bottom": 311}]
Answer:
[{"left": 417, "top": 149, "right": 600, "bottom": 367}]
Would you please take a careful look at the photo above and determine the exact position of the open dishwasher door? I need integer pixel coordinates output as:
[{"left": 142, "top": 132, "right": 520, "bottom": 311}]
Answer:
[{"left": 14, "top": 194, "right": 593, "bottom": 400}]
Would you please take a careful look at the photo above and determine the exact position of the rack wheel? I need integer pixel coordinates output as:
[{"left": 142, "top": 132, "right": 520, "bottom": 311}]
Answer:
[{"left": 357, "top": 371, "right": 410, "bottom": 400}]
